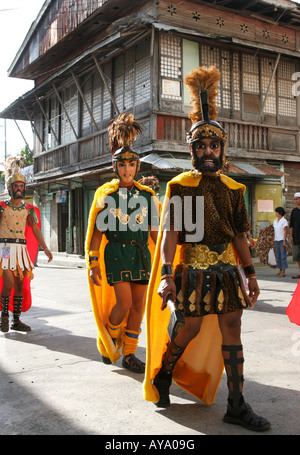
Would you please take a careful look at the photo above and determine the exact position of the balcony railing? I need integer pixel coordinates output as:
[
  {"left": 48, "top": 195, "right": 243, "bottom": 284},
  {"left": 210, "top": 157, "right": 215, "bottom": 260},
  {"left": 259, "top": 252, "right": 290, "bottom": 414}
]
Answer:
[
  {"left": 34, "top": 130, "right": 111, "bottom": 175},
  {"left": 33, "top": 114, "right": 297, "bottom": 177},
  {"left": 156, "top": 114, "right": 269, "bottom": 151}
]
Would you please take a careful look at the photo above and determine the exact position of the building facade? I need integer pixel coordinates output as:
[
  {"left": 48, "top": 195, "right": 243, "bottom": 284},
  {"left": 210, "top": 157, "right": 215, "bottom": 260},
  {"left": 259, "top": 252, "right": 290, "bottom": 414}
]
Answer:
[{"left": 1, "top": 0, "right": 300, "bottom": 253}]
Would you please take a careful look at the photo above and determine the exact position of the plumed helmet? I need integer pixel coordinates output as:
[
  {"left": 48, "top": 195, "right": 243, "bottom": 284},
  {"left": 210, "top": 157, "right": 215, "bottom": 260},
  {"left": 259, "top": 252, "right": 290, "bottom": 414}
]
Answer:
[
  {"left": 185, "top": 66, "right": 227, "bottom": 169},
  {"left": 5, "top": 156, "right": 26, "bottom": 194},
  {"left": 108, "top": 112, "right": 142, "bottom": 160}
]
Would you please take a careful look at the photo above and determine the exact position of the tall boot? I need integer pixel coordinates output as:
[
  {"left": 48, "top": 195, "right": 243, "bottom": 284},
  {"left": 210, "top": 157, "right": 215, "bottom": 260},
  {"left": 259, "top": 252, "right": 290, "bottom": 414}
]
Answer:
[
  {"left": 222, "top": 345, "right": 271, "bottom": 431},
  {"left": 10, "top": 296, "right": 31, "bottom": 332},
  {"left": 153, "top": 340, "right": 185, "bottom": 407},
  {"left": 122, "top": 329, "right": 145, "bottom": 374},
  {"left": 0, "top": 295, "right": 10, "bottom": 332}
]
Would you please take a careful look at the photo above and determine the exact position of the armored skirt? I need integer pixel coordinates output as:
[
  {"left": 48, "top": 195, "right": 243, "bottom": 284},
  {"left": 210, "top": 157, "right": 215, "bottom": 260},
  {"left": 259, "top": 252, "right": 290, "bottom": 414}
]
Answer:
[
  {"left": 166, "top": 174, "right": 251, "bottom": 315},
  {"left": 0, "top": 201, "right": 36, "bottom": 280},
  {"left": 95, "top": 184, "right": 159, "bottom": 285}
]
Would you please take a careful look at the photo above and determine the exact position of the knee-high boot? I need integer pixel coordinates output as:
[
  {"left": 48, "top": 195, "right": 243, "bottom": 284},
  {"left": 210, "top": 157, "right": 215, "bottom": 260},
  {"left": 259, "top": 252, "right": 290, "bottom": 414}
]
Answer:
[
  {"left": 0, "top": 295, "right": 10, "bottom": 332},
  {"left": 10, "top": 296, "right": 31, "bottom": 332},
  {"left": 222, "top": 345, "right": 271, "bottom": 432},
  {"left": 153, "top": 340, "right": 185, "bottom": 407}
]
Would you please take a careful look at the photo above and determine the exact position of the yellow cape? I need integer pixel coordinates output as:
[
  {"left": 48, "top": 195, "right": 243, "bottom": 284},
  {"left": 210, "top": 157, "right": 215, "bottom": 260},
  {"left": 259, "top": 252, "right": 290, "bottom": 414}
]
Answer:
[
  {"left": 85, "top": 178, "right": 159, "bottom": 363},
  {"left": 143, "top": 171, "right": 246, "bottom": 405}
]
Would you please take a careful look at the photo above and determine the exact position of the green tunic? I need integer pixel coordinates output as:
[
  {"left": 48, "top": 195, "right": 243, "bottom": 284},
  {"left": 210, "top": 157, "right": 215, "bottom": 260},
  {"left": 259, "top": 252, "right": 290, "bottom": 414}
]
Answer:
[{"left": 95, "top": 184, "right": 159, "bottom": 285}]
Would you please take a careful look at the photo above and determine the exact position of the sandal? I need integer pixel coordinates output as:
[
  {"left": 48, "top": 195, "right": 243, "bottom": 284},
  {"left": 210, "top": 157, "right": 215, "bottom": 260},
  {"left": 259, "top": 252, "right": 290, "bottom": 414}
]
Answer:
[
  {"left": 223, "top": 401, "right": 271, "bottom": 432},
  {"left": 122, "top": 354, "right": 145, "bottom": 373},
  {"left": 10, "top": 320, "right": 31, "bottom": 332}
]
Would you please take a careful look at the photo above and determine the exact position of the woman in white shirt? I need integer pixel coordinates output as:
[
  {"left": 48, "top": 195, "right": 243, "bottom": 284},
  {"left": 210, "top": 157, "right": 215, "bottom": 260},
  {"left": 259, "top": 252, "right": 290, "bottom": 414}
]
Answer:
[{"left": 273, "top": 207, "right": 289, "bottom": 277}]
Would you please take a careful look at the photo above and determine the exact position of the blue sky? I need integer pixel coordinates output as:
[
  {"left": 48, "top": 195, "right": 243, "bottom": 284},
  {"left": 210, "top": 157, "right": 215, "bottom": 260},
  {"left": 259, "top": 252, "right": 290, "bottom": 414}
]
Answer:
[{"left": 0, "top": 0, "right": 44, "bottom": 162}]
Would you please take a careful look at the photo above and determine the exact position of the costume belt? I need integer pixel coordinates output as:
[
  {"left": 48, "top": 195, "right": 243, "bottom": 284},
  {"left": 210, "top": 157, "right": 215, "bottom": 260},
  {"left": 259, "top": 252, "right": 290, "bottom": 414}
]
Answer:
[
  {"left": 0, "top": 238, "right": 26, "bottom": 244},
  {"left": 179, "top": 242, "right": 236, "bottom": 270}
]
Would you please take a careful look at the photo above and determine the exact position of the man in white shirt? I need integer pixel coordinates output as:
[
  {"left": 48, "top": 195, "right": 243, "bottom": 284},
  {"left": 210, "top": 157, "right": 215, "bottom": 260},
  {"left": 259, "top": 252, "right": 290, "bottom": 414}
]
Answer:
[{"left": 273, "top": 207, "right": 288, "bottom": 277}]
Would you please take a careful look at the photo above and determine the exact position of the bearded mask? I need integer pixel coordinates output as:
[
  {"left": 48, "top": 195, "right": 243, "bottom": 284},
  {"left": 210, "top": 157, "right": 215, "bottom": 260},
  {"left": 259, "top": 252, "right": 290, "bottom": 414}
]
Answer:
[{"left": 185, "top": 67, "right": 227, "bottom": 172}]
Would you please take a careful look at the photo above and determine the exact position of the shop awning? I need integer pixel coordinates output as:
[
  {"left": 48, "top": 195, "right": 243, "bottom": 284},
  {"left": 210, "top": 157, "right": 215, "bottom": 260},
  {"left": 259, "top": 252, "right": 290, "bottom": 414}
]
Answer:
[
  {"left": 140, "top": 153, "right": 286, "bottom": 177},
  {"left": 226, "top": 162, "right": 286, "bottom": 177},
  {"left": 140, "top": 154, "right": 193, "bottom": 170}
]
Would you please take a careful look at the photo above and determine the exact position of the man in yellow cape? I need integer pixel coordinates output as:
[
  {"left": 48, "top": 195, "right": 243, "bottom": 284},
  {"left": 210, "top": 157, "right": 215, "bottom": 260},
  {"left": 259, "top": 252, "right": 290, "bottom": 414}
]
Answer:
[
  {"left": 143, "top": 171, "right": 245, "bottom": 405},
  {"left": 143, "top": 66, "right": 271, "bottom": 432}
]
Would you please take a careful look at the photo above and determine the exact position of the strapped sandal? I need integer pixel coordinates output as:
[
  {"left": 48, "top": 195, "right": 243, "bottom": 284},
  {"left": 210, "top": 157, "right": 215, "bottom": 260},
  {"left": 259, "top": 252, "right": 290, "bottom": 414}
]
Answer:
[
  {"left": 222, "top": 345, "right": 271, "bottom": 432},
  {"left": 122, "top": 354, "right": 145, "bottom": 373},
  {"left": 223, "top": 400, "right": 271, "bottom": 432},
  {"left": 10, "top": 320, "right": 31, "bottom": 332}
]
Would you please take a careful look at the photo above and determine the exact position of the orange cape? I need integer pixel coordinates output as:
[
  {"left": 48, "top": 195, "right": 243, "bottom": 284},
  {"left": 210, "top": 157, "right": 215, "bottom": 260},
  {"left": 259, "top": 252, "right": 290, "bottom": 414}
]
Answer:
[
  {"left": 143, "top": 171, "right": 246, "bottom": 405},
  {"left": 85, "top": 179, "right": 159, "bottom": 363}
]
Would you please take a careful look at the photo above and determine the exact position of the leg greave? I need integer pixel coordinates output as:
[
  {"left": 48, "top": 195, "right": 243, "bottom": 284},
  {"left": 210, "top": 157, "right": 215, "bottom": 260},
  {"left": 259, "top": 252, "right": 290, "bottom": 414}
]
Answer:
[
  {"left": 107, "top": 320, "right": 122, "bottom": 348},
  {"left": 13, "top": 296, "right": 23, "bottom": 321},
  {"left": 161, "top": 340, "right": 186, "bottom": 374},
  {"left": 222, "top": 344, "right": 244, "bottom": 407},
  {"left": 153, "top": 340, "right": 185, "bottom": 407},
  {"left": 122, "top": 329, "right": 140, "bottom": 356},
  {"left": 1, "top": 295, "right": 10, "bottom": 316}
]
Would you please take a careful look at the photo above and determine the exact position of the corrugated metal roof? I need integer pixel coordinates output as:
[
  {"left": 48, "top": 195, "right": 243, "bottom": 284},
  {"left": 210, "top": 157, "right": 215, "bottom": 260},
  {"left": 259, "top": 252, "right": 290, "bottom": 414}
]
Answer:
[
  {"left": 226, "top": 162, "right": 285, "bottom": 177},
  {"left": 232, "top": 162, "right": 265, "bottom": 175},
  {"left": 141, "top": 154, "right": 286, "bottom": 177},
  {"left": 140, "top": 154, "right": 192, "bottom": 170}
]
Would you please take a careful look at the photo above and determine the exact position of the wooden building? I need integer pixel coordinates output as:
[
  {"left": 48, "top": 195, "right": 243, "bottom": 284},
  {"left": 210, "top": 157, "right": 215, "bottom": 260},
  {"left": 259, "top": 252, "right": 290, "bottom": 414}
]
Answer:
[{"left": 1, "top": 0, "right": 300, "bottom": 253}]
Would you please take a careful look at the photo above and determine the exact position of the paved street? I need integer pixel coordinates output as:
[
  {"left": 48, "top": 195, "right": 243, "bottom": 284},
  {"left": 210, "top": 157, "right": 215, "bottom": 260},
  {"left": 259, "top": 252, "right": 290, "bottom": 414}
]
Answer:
[{"left": 0, "top": 256, "right": 300, "bottom": 436}]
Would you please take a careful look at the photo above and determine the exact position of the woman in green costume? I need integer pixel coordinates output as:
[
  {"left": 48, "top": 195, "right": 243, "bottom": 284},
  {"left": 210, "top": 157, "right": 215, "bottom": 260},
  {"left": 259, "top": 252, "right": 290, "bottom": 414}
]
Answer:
[{"left": 86, "top": 114, "right": 159, "bottom": 373}]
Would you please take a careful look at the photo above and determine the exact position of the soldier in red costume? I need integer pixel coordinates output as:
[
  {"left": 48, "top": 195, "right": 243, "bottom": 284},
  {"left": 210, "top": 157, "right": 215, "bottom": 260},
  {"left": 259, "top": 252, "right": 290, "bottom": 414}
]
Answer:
[{"left": 0, "top": 158, "right": 52, "bottom": 332}]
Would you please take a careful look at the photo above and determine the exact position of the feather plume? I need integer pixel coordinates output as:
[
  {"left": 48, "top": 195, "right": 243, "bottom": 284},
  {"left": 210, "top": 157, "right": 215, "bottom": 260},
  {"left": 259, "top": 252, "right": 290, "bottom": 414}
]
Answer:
[
  {"left": 185, "top": 66, "right": 220, "bottom": 124},
  {"left": 107, "top": 113, "right": 143, "bottom": 155},
  {"left": 137, "top": 176, "right": 160, "bottom": 190},
  {"left": 4, "top": 155, "right": 26, "bottom": 190}
]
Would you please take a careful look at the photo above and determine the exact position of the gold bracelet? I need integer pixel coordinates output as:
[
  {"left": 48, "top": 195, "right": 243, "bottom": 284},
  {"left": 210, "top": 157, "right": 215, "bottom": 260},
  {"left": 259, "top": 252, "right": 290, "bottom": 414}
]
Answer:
[
  {"left": 89, "top": 250, "right": 100, "bottom": 258},
  {"left": 161, "top": 274, "right": 173, "bottom": 280}
]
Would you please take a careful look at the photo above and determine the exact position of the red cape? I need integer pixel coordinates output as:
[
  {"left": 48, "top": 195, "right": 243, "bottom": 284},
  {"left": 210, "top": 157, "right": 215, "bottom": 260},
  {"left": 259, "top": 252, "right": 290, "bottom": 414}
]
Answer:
[
  {"left": 0, "top": 202, "right": 41, "bottom": 312},
  {"left": 286, "top": 280, "right": 300, "bottom": 326}
]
